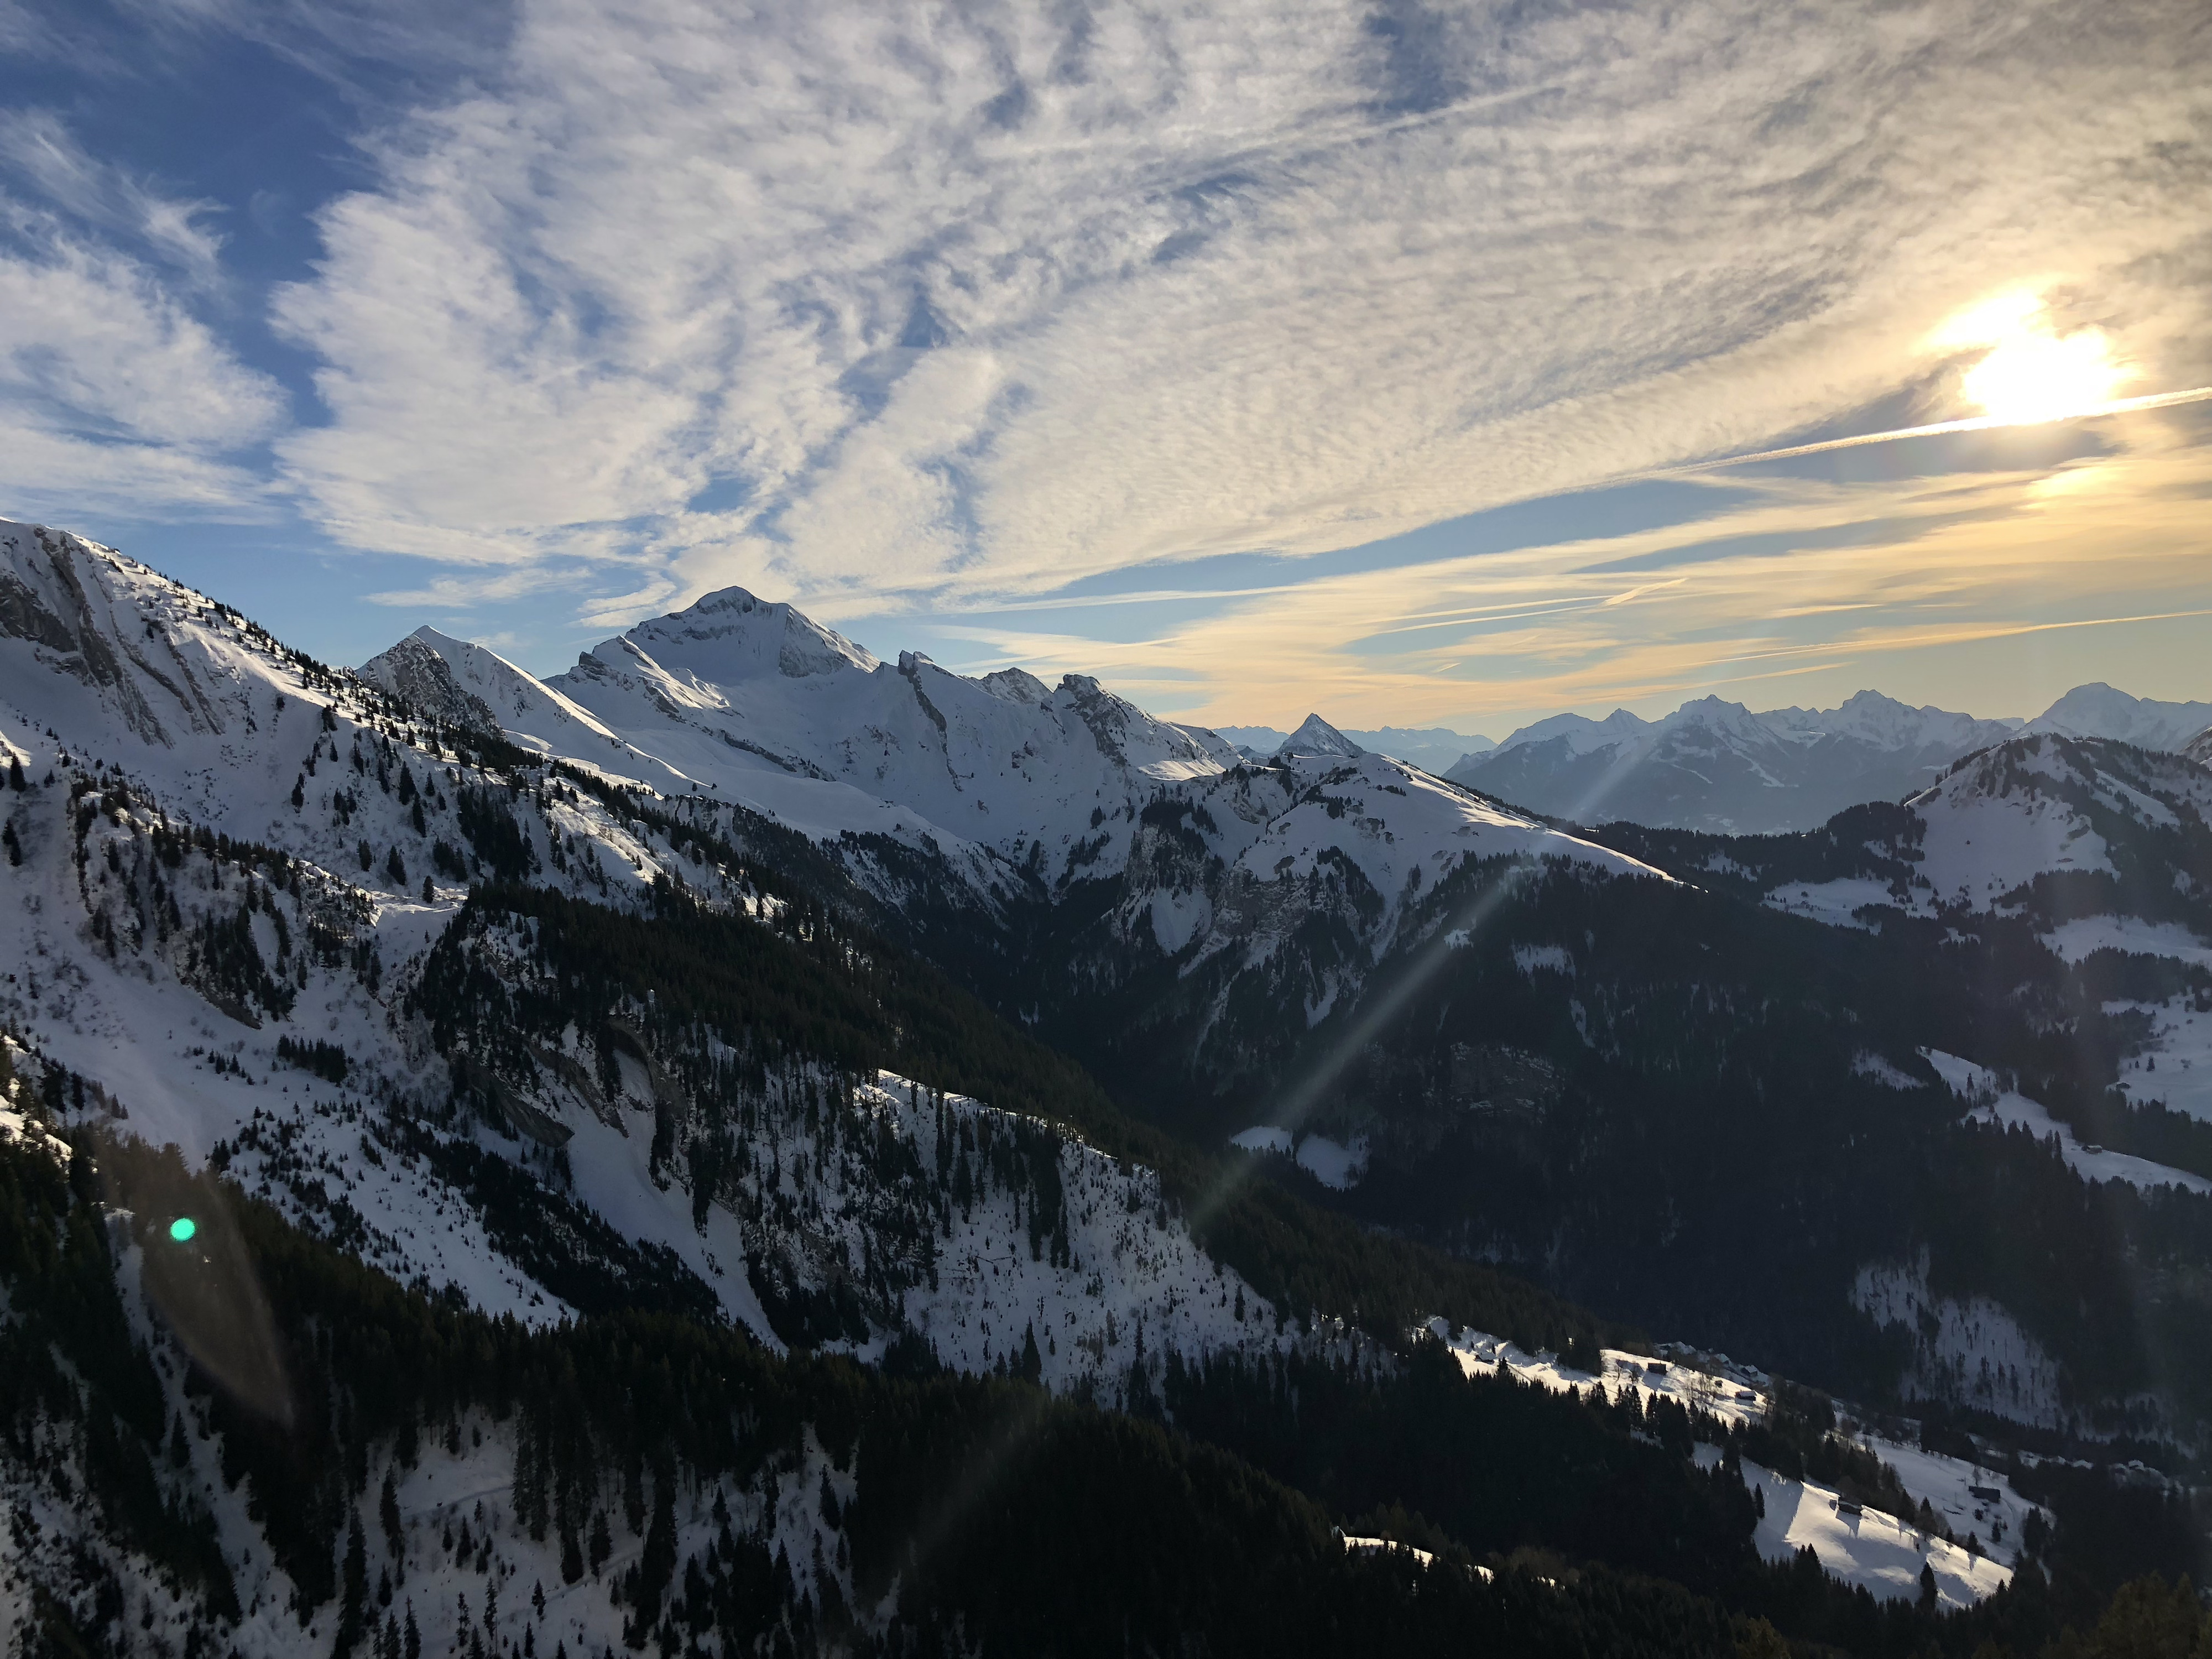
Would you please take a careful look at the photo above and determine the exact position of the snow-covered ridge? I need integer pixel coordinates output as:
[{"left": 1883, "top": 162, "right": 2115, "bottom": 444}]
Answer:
[
  {"left": 478, "top": 591, "right": 1238, "bottom": 893},
  {"left": 1753, "top": 733, "right": 2212, "bottom": 957},
  {"left": 373, "top": 594, "right": 1665, "bottom": 1076},
  {"left": 2021, "top": 684, "right": 2212, "bottom": 753}
]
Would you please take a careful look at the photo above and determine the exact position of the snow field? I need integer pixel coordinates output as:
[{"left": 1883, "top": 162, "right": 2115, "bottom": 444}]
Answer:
[
  {"left": 1733, "top": 1454, "right": 2010, "bottom": 1609},
  {"left": 1228, "top": 1123, "right": 1369, "bottom": 1190},
  {"left": 1434, "top": 1322, "right": 2027, "bottom": 1605},
  {"left": 2109, "top": 997, "right": 2212, "bottom": 1123},
  {"left": 1853, "top": 1259, "right": 2070, "bottom": 1432}
]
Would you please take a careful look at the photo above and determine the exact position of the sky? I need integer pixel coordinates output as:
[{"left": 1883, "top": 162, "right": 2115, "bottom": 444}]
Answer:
[{"left": 1, "top": 0, "right": 2208, "bottom": 739}]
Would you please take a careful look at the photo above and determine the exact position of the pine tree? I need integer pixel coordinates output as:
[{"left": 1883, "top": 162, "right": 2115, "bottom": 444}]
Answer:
[
  {"left": 335, "top": 1515, "right": 369, "bottom": 1658},
  {"left": 638, "top": 1470, "right": 677, "bottom": 1617}
]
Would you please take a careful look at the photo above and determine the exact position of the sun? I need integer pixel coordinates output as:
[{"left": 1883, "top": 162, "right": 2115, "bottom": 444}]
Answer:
[{"left": 1928, "top": 291, "right": 2128, "bottom": 425}]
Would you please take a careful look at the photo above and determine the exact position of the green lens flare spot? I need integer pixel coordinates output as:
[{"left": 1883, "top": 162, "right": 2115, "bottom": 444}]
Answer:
[{"left": 169, "top": 1217, "right": 197, "bottom": 1244}]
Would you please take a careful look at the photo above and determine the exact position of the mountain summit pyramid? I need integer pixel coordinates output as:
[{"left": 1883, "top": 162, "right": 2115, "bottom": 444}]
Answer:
[{"left": 1275, "top": 713, "right": 1363, "bottom": 758}]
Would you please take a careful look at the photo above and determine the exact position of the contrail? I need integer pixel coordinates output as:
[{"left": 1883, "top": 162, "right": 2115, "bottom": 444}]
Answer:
[{"left": 1656, "top": 384, "right": 2212, "bottom": 477}]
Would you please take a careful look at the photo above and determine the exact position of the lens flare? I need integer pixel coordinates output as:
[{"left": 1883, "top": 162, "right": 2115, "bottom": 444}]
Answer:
[{"left": 169, "top": 1215, "right": 197, "bottom": 1243}]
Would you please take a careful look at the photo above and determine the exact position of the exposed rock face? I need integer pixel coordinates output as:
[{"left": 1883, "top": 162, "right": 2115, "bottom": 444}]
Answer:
[{"left": 357, "top": 629, "right": 501, "bottom": 733}]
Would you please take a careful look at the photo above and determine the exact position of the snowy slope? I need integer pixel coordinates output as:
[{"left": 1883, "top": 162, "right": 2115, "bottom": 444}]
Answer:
[
  {"left": 0, "top": 1114, "right": 861, "bottom": 1658},
  {"left": 359, "top": 625, "right": 690, "bottom": 792},
  {"left": 1854, "top": 1258, "right": 2072, "bottom": 1432},
  {"left": 1737, "top": 1459, "right": 2009, "bottom": 1609},
  {"left": 1085, "top": 748, "right": 1667, "bottom": 1057},
  {"left": 1754, "top": 734, "right": 2212, "bottom": 975}
]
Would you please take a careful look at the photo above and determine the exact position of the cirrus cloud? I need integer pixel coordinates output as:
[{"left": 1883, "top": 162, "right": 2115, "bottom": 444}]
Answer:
[{"left": 260, "top": 0, "right": 2211, "bottom": 628}]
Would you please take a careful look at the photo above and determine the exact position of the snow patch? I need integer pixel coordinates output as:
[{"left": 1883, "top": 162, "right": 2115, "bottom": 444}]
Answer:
[
  {"left": 1851, "top": 1051, "right": 1926, "bottom": 1090},
  {"left": 1922, "top": 1050, "right": 2212, "bottom": 1194},
  {"left": 1853, "top": 1257, "right": 2070, "bottom": 1431},
  {"left": 1295, "top": 1134, "right": 1368, "bottom": 1190},
  {"left": 1511, "top": 943, "right": 1574, "bottom": 977},
  {"left": 2043, "top": 915, "right": 2212, "bottom": 970}
]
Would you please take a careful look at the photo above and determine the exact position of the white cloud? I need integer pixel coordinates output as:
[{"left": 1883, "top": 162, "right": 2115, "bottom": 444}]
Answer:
[
  {"left": 0, "top": 111, "right": 228, "bottom": 281},
  {"left": 1026, "top": 416, "right": 2212, "bottom": 732},
  {"left": 0, "top": 199, "right": 285, "bottom": 520},
  {"left": 258, "top": 0, "right": 2211, "bottom": 627}
]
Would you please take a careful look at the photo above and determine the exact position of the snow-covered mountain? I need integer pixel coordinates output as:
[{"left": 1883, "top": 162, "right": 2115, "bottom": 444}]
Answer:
[
  {"left": 11, "top": 515, "right": 2190, "bottom": 1653},
  {"left": 1603, "top": 728, "right": 2212, "bottom": 1131},
  {"left": 1273, "top": 712, "right": 1364, "bottom": 759},
  {"left": 2020, "top": 682, "right": 2212, "bottom": 751},
  {"left": 1735, "top": 731, "right": 2212, "bottom": 932},
  {"left": 1446, "top": 691, "right": 2021, "bottom": 833},
  {"left": 385, "top": 601, "right": 1658, "bottom": 1050},
  {"left": 0, "top": 520, "right": 1657, "bottom": 1361},
  {"left": 0, "top": 521, "right": 1293, "bottom": 1381},
  {"left": 1449, "top": 682, "right": 2212, "bottom": 835},
  {"left": 485, "top": 586, "right": 1248, "bottom": 893}
]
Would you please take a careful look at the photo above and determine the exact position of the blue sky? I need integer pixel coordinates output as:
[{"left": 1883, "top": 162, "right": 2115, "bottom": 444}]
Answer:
[{"left": 2, "top": 0, "right": 2208, "bottom": 738}]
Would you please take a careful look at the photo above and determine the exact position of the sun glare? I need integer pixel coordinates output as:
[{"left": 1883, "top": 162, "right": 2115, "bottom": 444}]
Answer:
[{"left": 1930, "top": 290, "right": 2128, "bottom": 425}]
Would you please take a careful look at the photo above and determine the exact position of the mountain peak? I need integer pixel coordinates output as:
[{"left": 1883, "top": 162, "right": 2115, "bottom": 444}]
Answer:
[
  {"left": 2023, "top": 683, "right": 2212, "bottom": 751},
  {"left": 616, "top": 586, "right": 879, "bottom": 681},
  {"left": 1276, "top": 714, "right": 1362, "bottom": 758},
  {"left": 358, "top": 630, "right": 502, "bottom": 733}
]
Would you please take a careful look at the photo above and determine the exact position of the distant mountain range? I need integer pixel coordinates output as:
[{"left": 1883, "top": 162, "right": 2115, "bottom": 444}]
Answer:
[{"left": 1439, "top": 685, "right": 2212, "bottom": 833}]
